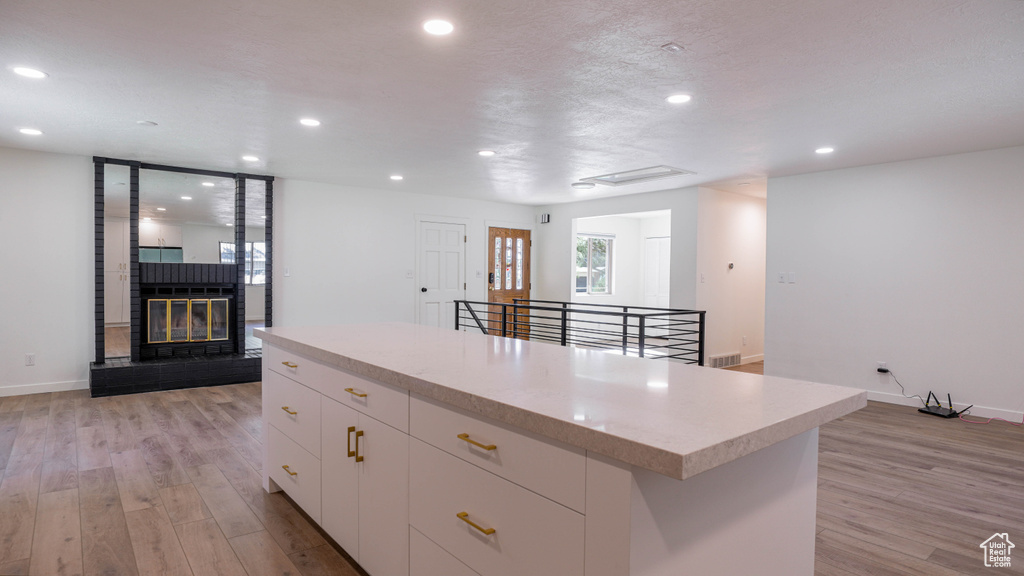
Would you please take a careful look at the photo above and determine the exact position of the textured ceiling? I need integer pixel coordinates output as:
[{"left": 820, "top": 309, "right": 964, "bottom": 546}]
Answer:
[{"left": 2, "top": 0, "right": 1023, "bottom": 205}]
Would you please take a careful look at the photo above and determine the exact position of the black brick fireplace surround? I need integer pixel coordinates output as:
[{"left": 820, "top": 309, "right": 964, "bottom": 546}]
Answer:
[{"left": 89, "top": 158, "right": 273, "bottom": 397}]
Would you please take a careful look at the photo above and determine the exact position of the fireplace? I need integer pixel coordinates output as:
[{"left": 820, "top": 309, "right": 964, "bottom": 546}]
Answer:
[
  {"left": 140, "top": 279, "right": 236, "bottom": 359},
  {"left": 147, "top": 298, "right": 229, "bottom": 343}
]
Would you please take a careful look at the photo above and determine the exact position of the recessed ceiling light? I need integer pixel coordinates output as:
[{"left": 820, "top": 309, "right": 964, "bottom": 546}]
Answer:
[
  {"left": 571, "top": 182, "right": 596, "bottom": 190},
  {"left": 226, "top": 223, "right": 233, "bottom": 227},
  {"left": 423, "top": 20, "right": 454, "bottom": 35},
  {"left": 242, "top": 155, "right": 259, "bottom": 162},
  {"left": 143, "top": 217, "right": 152, "bottom": 222},
  {"left": 739, "top": 182, "right": 750, "bottom": 186},
  {"left": 478, "top": 150, "right": 496, "bottom": 157},
  {"left": 136, "top": 120, "right": 158, "bottom": 126},
  {"left": 299, "top": 118, "right": 321, "bottom": 127},
  {"left": 13, "top": 67, "right": 47, "bottom": 79},
  {"left": 390, "top": 175, "right": 404, "bottom": 181},
  {"left": 157, "top": 207, "right": 166, "bottom": 211},
  {"left": 181, "top": 196, "right": 192, "bottom": 200},
  {"left": 660, "top": 42, "right": 684, "bottom": 53},
  {"left": 666, "top": 94, "right": 692, "bottom": 104},
  {"left": 201, "top": 182, "right": 215, "bottom": 187},
  {"left": 262, "top": 215, "right": 267, "bottom": 219},
  {"left": 18, "top": 128, "right": 42, "bottom": 135},
  {"left": 816, "top": 147, "right": 835, "bottom": 154}
]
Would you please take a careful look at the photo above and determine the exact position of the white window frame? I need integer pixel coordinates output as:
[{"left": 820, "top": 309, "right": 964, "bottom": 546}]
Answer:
[{"left": 576, "top": 234, "right": 614, "bottom": 295}]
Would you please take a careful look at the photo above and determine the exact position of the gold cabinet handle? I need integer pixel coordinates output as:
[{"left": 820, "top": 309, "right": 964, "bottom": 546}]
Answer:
[
  {"left": 347, "top": 426, "right": 357, "bottom": 458},
  {"left": 457, "top": 433, "right": 497, "bottom": 451},
  {"left": 281, "top": 361, "right": 298, "bottom": 368},
  {"left": 344, "top": 387, "right": 367, "bottom": 398},
  {"left": 281, "top": 406, "right": 297, "bottom": 415},
  {"left": 355, "top": 430, "right": 364, "bottom": 463},
  {"left": 282, "top": 465, "right": 297, "bottom": 476},
  {"left": 457, "top": 512, "right": 495, "bottom": 535}
]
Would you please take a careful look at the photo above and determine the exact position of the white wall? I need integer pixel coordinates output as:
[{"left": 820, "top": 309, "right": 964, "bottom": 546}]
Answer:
[
  {"left": 573, "top": 216, "right": 643, "bottom": 306},
  {"left": 534, "top": 187, "right": 700, "bottom": 310},
  {"left": 765, "top": 145, "right": 1024, "bottom": 418},
  {"left": 273, "top": 179, "right": 535, "bottom": 327},
  {"left": 0, "top": 147, "right": 93, "bottom": 395},
  {"left": 696, "top": 188, "right": 767, "bottom": 363}
]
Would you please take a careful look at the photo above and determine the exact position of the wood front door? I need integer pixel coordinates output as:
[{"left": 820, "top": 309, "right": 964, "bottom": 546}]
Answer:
[{"left": 487, "top": 227, "right": 531, "bottom": 337}]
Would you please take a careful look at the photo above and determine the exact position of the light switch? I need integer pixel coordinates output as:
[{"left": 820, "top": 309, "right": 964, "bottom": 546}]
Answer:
[
  {"left": 284, "top": 268, "right": 291, "bottom": 277},
  {"left": 777, "top": 272, "right": 786, "bottom": 283},
  {"left": 405, "top": 270, "right": 414, "bottom": 279},
  {"left": 475, "top": 270, "right": 483, "bottom": 279},
  {"left": 788, "top": 272, "right": 797, "bottom": 284}
]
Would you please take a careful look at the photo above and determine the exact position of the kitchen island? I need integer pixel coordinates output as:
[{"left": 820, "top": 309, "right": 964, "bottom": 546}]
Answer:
[{"left": 256, "top": 323, "right": 865, "bottom": 576}]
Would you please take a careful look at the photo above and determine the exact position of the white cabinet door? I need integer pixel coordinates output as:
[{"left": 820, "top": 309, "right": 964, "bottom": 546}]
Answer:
[
  {"left": 321, "top": 397, "right": 361, "bottom": 561},
  {"left": 104, "top": 219, "right": 129, "bottom": 272},
  {"left": 161, "top": 224, "right": 183, "bottom": 247},
  {"left": 359, "top": 415, "right": 409, "bottom": 576},
  {"left": 139, "top": 221, "right": 161, "bottom": 247},
  {"left": 104, "top": 270, "right": 125, "bottom": 324}
]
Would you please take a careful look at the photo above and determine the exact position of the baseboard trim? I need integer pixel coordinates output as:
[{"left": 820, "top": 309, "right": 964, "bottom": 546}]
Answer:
[
  {"left": 866, "top": 391, "right": 1023, "bottom": 422},
  {"left": 0, "top": 379, "right": 89, "bottom": 398},
  {"left": 740, "top": 354, "right": 764, "bottom": 365}
]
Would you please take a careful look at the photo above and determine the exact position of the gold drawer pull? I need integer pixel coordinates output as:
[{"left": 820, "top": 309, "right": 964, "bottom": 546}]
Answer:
[
  {"left": 347, "top": 426, "right": 357, "bottom": 458},
  {"left": 457, "top": 433, "right": 496, "bottom": 451},
  {"left": 355, "top": 430, "right": 364, "bottom": 462},
  {"left": 282, "top": 465, "right": 297, "bottom": 476},
  {"left": 281, "top": 361, "right": 298, "bottom": 368},
  {"left": 344, "top": 387, "right": 368, "bottom": 398},
  {"left": 281, "top": 406, "right": 297, "bottom": 415},
  {"left": 457, "top": 512, "right": 495, "bottom": 535}
]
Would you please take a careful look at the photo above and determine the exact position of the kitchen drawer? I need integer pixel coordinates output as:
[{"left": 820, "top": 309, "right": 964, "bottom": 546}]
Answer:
[
  {"left": 266, "top": 344, "right": 338, "bottom": 393},
  {"left": 268, "top": 425, "right": 322, "bottom": 524},
  {"left": 409, "top": 439, "right": 584, "bottom": 576},
  {"left": 266, "top": 343, "right": 409, "bottom": 433},
  {"left": 410, "top": 526, "right": 480, "bottom": 576},
  {"left": 410, "top": 394, "right": 586, "bottom": 513},
  {"left": 264, "top": 370, "right": 321, "bottom": 456}
]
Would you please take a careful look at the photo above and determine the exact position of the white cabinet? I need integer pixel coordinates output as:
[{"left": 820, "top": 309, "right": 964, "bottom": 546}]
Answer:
[
  {"left": 139, "top": 221, "right": 182, "bottom": 247},
  {"left": 104, "top": 219, "right": 131, "bottom": 325},
  {"left": 322, "top": 396, "right": 409, "bottom": 576}
]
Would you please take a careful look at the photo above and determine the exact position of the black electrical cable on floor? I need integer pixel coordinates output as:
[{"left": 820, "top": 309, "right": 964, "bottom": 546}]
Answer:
[{"left": 883, "top": 369, "right": 927, "bottom": 407}]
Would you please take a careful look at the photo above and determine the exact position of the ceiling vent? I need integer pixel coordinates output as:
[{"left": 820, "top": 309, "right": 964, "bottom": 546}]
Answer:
[{"left": 579, "top": 165, "right": 696, "bottom": 187}]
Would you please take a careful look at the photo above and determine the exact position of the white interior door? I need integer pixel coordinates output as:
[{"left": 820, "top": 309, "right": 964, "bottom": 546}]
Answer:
[
  {"left": 644, "top": 237, "right": 671, "bottom": 308},
  {"left": 418, "top": 221, "right": 466, "bottom": 328}
]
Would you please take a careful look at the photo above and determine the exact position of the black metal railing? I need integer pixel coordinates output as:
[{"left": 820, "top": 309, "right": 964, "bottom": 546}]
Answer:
[{"left": 455, "top": 299, "right": 705, "bottom": 365}]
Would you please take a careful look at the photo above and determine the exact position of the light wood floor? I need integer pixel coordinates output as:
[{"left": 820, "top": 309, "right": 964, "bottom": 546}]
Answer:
[
  {"left": 0, "top": 383, "right": 359, "bottom": 576},
  {"left": 1, "top": 380, "right": 1021, "bottom": 575},
  {"left": 722, "top": 359, "right": 764, "bottom": 374},
  {"left": 104, "top": 326, "right": 130, "bottom": 359}
]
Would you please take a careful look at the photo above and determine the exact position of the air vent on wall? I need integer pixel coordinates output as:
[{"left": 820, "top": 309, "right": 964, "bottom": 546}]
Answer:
[
  {"left": 578, "top": 165, "right": 696, "bottom": 187},
  {"left": 708, "top": 353, "right": 741, "bottom": 369}
]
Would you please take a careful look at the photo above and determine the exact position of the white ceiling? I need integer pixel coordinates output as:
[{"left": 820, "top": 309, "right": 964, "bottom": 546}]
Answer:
[{"left": 2, "top": 0, "right": 1023, "bottom": 205}]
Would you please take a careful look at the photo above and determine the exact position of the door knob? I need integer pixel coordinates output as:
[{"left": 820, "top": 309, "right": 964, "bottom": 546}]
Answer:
[{"left": 421, "top": 287, "right": 427, "bottom": 292}]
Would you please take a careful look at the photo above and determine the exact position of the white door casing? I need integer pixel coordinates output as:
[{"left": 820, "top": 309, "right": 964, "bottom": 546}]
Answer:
[{"left": 417, "top": 221, "right": 466, "bottom": 328}]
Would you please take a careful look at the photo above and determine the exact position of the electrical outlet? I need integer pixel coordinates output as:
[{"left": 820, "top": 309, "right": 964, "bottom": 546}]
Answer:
[
  {"left": 742, "top": 336, "right": 747, "bottom": 346},
  {"left": 25, "top": 353, "right": 35, "bottom": 366},
  {"left": 777, "top": 272, "right": 786, "bottom": 283}
]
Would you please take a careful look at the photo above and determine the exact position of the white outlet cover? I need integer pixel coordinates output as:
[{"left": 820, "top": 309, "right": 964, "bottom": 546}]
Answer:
[
  {"left": 788, "top": 272, "right": 797, "bottom": 283},
  {"left": 405, "top": 270, "right": 414, "bottom": 279},
  {"left": 777, "top": 272, "right": 786, "bottom": 283}
]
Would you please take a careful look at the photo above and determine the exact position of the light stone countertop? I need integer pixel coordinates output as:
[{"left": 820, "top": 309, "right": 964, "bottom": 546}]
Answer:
[{"left": 255, "top": 323, "right": 866, "bottom": 480}]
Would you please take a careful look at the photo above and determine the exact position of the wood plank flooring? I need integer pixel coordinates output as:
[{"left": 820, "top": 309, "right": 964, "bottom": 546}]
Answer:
[
  {"left": 0, "top": 384, "right": 357, "bottom": 576},
  {"left": 0, "top": 379, "right": 1021, "bottom": 575}
]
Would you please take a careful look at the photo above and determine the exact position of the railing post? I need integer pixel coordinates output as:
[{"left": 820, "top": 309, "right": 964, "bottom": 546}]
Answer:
[
  {"left": 621, "top": 307, "right": 629, "bottom": 355},
  {"left": 698, "top": 311, "right": 706, "bottom": 366},
  {"left": 454, "top": 301, "right": 460, "bottom": 331},
  {"left": 560, "top": 303, "right": 568, "bottom": 346},
  {"left": 638, "top": 315, "right": 646, "bottom": 358},
  {"left": 501, "top": 305, "right": 508, "bottom": 337},
  {"left": 512, "top": 304, "right": 519, "bottom": 339}
]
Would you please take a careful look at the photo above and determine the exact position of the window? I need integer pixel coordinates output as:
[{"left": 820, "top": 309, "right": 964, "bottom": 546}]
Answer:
[
  {"left": 576, "top": 235, "right": 612, "bottom": 294},
  {"left": 219, "top": 241, "right": 266, "bottom": 285}
]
